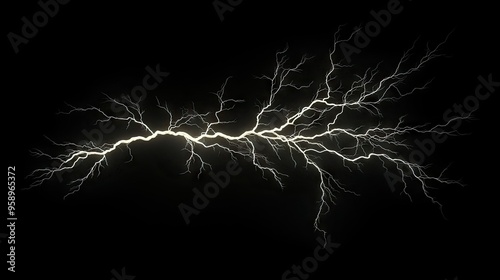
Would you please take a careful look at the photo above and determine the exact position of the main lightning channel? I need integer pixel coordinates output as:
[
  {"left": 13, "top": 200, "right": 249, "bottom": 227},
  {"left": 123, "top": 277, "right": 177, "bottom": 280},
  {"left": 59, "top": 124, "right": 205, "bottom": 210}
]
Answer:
[{"left": 28, "top": 29, "right": 463, "bottom": 237}]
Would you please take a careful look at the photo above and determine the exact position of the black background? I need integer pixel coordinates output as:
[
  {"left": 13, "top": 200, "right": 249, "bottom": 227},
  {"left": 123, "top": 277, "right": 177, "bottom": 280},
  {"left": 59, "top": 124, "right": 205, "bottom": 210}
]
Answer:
[{"left": 3, "top": 0, "right": 498, "bottom": 279}]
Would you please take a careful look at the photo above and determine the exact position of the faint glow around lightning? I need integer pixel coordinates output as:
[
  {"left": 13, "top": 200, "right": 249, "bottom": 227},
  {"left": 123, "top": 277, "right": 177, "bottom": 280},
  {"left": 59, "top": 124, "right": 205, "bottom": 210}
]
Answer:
[{"left": 29, "top": 29, "right": 462, "bottom": 235}]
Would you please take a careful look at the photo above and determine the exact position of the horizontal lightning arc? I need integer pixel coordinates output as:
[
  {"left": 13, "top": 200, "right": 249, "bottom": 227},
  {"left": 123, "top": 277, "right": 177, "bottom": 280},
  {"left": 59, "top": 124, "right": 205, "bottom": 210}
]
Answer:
[{"left": 28, "top": 28, "right": 464, "bottom": 237}]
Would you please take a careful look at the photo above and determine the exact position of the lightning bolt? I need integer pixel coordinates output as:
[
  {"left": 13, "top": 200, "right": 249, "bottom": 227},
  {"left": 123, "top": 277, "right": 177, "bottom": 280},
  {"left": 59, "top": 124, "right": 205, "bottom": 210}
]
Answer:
[{"left": 28, "top": 28, "right": 464, "bottom": 236}]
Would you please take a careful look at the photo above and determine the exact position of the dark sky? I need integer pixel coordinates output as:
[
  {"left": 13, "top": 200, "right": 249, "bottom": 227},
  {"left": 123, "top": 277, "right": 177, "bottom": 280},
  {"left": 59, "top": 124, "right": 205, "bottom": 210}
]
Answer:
[{"left": 4, "top": 1, "right": 498, "bottom": 279}]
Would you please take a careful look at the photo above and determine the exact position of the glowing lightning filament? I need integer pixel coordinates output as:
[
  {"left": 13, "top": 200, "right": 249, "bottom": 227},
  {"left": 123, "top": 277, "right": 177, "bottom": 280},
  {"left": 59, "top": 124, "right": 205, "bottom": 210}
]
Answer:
[{"left": 29, "top": 29, "right": 463, "bottom": 235}]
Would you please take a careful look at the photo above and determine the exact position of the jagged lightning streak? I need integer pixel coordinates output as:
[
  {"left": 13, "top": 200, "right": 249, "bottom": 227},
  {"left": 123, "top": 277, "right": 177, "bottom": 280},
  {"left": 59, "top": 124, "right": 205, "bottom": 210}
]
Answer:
[{"left": 28, "top": 29, "right": 464, "bottom": 236}]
